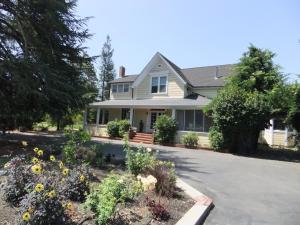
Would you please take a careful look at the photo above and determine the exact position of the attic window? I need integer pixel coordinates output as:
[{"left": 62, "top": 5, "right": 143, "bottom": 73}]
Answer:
[{"left": 151, "top": 76, "right": 167, "bottom": 94}]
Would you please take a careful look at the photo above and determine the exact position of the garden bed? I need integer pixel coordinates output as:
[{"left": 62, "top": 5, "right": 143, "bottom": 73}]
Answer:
[{"left": 0, "top": 132, "right": 195, "bottom": 225}]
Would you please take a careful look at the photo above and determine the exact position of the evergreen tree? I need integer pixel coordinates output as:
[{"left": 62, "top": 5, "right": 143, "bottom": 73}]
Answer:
[
  {"left": 99, "top": 35, "right": 116, "bottom": 100},
  {"left": 0, "top": 0, "right": 98, "bottom": 132}
]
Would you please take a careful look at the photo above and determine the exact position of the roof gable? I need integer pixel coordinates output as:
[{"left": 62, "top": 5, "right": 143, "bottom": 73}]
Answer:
[{"left": 132, "top": 52, "right": 187, "bottom": 88}]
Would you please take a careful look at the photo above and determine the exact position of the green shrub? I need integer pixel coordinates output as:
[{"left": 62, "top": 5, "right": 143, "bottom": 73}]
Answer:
[
  {"left": 147, "top": 160, "right": 176, "bottom": 197},
  {"left": 1, "top": 156, "right": 34, "bottom": 206},
  {"left": 107, "top": 120, "right": 119, "bottom": 138},
  {"left": 208, "top": 127, "right": 225, "bottom": 151},
  {"left": 63, "top": 130, "right": 92, "bottom": 164},
  {"left": 118, "top": 120, "right": 131, "bottom": 137},
  {"left": 154, "top": 115, "right": 177, "bottom": 144},
  {"left": 85, "top": 173, "right": 142, "bottom": 225},
  {"left": 182, "top": 132, "right": 199, "bottom": 148},
  {"left": 123, "top": 138, "right": 156, "bottom": 176}
]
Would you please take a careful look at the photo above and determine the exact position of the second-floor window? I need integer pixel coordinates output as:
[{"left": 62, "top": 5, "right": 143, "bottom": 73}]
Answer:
[
  {"left": 151, "top": 76, "right": 167, "bottom": 94},
  {"left": 112, "top": 83, "right": 129, "bottom": 93}
]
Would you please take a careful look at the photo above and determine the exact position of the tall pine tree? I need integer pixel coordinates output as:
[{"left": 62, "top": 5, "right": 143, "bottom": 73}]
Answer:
[
  {"left": 0, "top": 0, "right": 98, "bottom": 132},
  {"left": 99, "top": 35, "right": 116, "bottom": 100}
]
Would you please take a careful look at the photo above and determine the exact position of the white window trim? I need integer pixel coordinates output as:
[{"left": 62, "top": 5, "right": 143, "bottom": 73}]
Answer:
[
  {"left": 112, "top": 83, "right": 130, "bottom": 94},
  {"left": 176, "top": 109, "right": 210, "bottom": 133},
  {"left": 150, "top": 73, "right": 168, "bottom": 95}
]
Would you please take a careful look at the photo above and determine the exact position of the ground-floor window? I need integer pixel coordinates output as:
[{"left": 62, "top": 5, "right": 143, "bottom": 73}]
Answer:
[{"left": 175, "top": 110, "right": 212, "bottom": 132}]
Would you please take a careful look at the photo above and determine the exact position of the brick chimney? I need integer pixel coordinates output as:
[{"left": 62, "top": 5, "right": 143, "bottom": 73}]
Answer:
[{"left": 119, "top": 66, "right": 125, "bottom": 78}]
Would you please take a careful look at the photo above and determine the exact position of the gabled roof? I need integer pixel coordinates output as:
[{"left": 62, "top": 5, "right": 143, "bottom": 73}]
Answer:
[
  {"left": 110, "top": 52, "right": 235, "bottom": 87},
  {"left": 181, "top": 64, "right": 235, "bottom": 87}
]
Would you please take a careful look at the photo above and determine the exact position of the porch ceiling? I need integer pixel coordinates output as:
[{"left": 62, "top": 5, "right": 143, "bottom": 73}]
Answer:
[{"left": 89, "top": 97, "right": 211, "bottom": 109}]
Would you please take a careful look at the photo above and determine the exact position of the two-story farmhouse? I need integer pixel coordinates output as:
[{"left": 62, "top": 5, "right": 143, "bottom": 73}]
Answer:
[{"left": 84, "top": 52, "right": 295, "bottom": 147}]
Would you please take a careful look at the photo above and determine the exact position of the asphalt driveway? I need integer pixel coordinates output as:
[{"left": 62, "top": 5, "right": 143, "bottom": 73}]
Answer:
[{"left": 95, "top": 138, "right": 300, "bottom": 225}]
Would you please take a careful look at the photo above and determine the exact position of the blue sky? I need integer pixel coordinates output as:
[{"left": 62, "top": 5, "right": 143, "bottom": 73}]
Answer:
[{"left": 77, "top": 0, "right": 300, "bottom": 81}]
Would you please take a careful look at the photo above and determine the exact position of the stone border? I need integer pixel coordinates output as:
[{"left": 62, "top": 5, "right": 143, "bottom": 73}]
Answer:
[{"left": 176, "top": 179, "right": 213, "bottom": 225}]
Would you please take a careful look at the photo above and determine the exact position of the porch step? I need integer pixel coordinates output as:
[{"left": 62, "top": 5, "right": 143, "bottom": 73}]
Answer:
[{"left": 130, "top": 132, "right": 153, "bottom": 144}]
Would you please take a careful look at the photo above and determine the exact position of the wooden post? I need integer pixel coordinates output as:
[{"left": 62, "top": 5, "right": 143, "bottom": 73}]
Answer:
[
  {"left": 171, "top": 108, "right": 176, "bottom": 119},
  {"left": 129, "top": 108, "right": 134, "bottom": 126},
  {"left": 96, "top": 108, "right": 100, "bottom": 126}
]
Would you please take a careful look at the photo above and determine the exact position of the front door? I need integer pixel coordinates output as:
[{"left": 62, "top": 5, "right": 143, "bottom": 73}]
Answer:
[{"left": 150, "top": 111, "right": 163, "bottom": 130}]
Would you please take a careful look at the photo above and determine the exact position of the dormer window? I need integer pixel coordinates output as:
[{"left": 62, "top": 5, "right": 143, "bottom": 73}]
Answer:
[
  {"left": 112, "top": 83, "right": 129, "bottom": 93},
  {"left": 151, "top": 76, "right": 167, "bottom": 94}
]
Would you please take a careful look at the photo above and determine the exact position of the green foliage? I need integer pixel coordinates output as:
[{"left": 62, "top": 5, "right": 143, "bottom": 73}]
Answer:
[
  {"left": 85, "top": 173, "right": 142, "bottom": 225},
  {"left": 206, "top": 45, "right": 283, "bottom": 154},
  {"left": 1, "top": 156, "right": 33, "bottom": 206},
  {"left": 154, "top": 115, "right": 177, "bottom": 144},
  {"left": 208, "top": 127, "right": 225, "bottom": 151},
  {"left": 118, "top": 120, "right": 131, "bottom": 137},
  {"left": 107, "top": 120, "right": 131, "bottom": 138},
  {"left": 63, "top": 130, "right": 92, "bottom": 164},
  {"left": 107, "top": 120, "right": 120, "bottom": 138},
  {"left": 147, "top": 161, "right": 176, "bottom": 197},
  {"left": 182, "top": 132, "right": 199, "bottom": 148},
  {"left": 0, "top": 0, "right": 98, "bottom": 132},
  {"left": 123, "top": 138, "right": 156, "bottom": 176}
]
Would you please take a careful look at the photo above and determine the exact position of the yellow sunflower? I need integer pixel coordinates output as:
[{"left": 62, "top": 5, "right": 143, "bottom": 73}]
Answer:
[
  {"left": 35, "top": 183, "right": 44, "bottom": 192},
  {"left": 31, "top": 157, "right": 39, "bottom": 164},
  {"left": 33, "top": 147, "right": 39, "bottom": 153},
  {"left": 47, "top": 190, "right": 56, "bottom": 198},
  {"left": 31, "top": 164, "right": 42, "bottom": 174},
  {"left": 66, "top": 202, "right": 72, "bottom": 210},
  {"left": 22, "top": 212, "right": 30, "bottom": 221},
  {"left": 62, "top": 168, "right": 69, "bottom": 176},
  {"left": 49, "top": 155, "right": 56, "bottom": 161},
  {"left": 37, "top": 150, "right": 43, "bottom": 156},
  {"left": 80, "top": 175, "right": 85, "bottom": 182}
]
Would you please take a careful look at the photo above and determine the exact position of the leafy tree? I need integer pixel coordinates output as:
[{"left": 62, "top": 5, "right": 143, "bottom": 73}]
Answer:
[
  {"left": 0, "top": 0, "right": 97, "bottom": 132},
  {"left": 99, "top": 35, "right": 116, "bottom": 100},
  {"left": 206, "top": 45, "right": 283, "bottom": 154}
]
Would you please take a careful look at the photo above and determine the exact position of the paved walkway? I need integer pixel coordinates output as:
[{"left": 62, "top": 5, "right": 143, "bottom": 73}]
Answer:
[{"left": 93, "top": 137, "right": 300, "bottom": 225}]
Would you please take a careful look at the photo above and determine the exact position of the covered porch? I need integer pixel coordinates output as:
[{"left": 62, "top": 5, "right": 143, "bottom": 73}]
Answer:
[{"left": 84, "top": 97, "right": 212, "bottom": 146}]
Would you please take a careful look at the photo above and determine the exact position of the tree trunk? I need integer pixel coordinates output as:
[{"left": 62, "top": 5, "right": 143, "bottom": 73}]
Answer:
[
  {"left": 57, "top": 119, "right": 60, "bottom": 131},
  {"left": 235, "top": 130, "right": 260, "bottom": 155}
]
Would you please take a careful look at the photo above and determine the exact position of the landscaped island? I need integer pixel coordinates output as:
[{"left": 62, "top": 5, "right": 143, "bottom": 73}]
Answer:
[{"left": 0, "top": 131, "right": 194, "bottom": 225}]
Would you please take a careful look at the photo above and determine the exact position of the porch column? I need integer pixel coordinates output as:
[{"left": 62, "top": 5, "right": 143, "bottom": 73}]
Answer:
[
  {"left": 102, "top": 109, "right": 105, "bottom": 124},
  {"left": 129, "top": 108, "right": 134, "bottom": 126},
  {"left": 96, "top": 108, "right": 100, "bottom": 126},
  {"left": 270, "top": 119, "right": 274, "bottom": 146},
  {"left": 284, "top": 126, "right": 288, "bottom": 147},
  {"left": 171, "top": 108, "right": 176, "bottom": 119}
]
